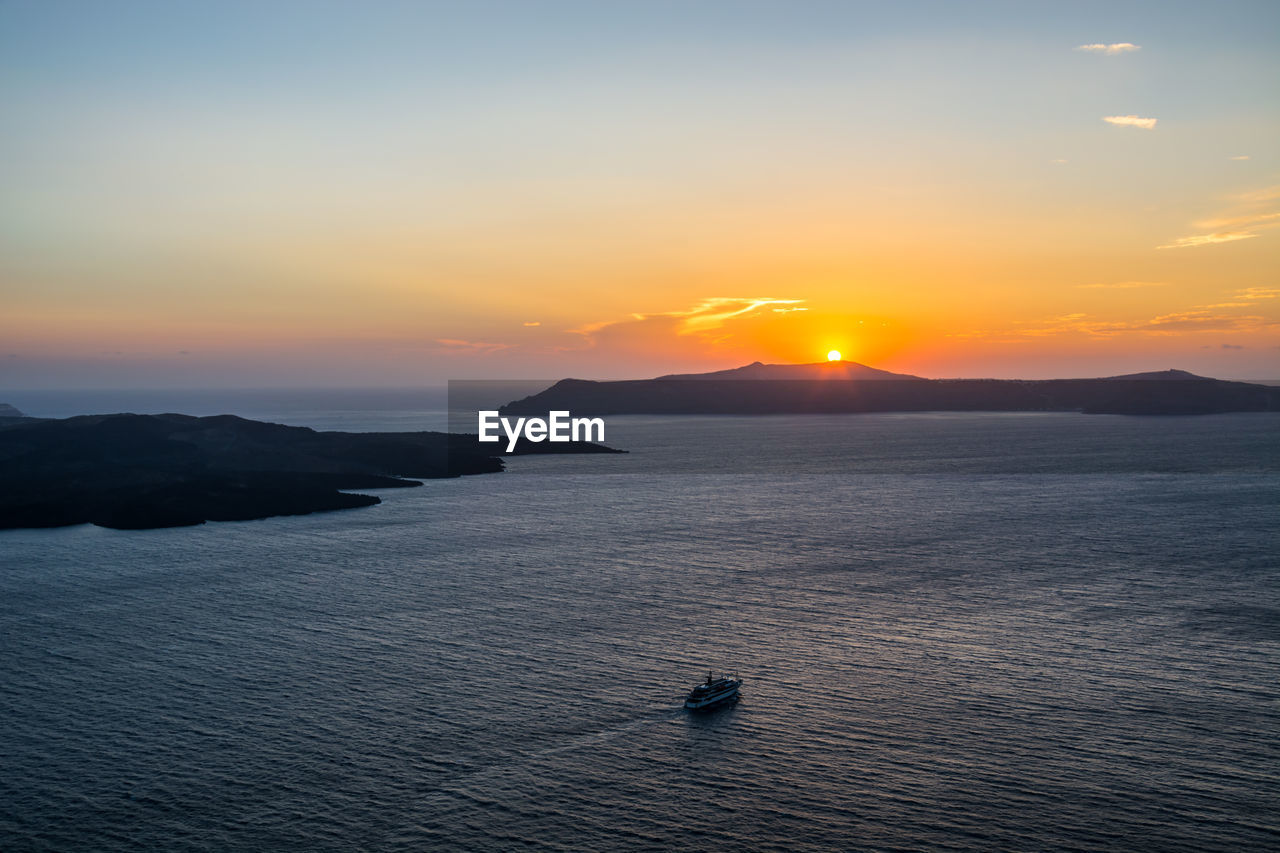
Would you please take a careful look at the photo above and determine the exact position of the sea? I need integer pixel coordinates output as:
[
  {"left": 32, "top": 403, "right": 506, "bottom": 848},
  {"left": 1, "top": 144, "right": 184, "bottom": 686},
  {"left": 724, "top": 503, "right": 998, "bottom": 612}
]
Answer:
[{"left": 1, "top": 389, "right": 1277, "bottom": 851}]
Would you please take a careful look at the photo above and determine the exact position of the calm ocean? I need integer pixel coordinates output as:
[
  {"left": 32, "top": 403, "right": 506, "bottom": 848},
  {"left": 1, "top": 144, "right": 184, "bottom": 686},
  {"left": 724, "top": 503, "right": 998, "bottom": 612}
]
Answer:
[{"left": 2, "top": 397, "right": 1277, "bottom": 851}]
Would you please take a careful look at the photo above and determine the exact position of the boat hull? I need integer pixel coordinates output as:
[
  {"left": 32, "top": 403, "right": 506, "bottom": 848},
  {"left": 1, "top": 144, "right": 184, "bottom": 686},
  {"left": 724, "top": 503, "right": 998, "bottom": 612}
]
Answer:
[{"left": 684, "top": 679, "right": 741, "bottom": 710}]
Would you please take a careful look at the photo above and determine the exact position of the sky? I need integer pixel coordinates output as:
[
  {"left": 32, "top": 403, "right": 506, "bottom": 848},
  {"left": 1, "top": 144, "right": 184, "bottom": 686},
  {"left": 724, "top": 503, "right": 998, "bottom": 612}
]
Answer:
[{"left": 2, "top": 0, "right": 1278, "bottom": 388}]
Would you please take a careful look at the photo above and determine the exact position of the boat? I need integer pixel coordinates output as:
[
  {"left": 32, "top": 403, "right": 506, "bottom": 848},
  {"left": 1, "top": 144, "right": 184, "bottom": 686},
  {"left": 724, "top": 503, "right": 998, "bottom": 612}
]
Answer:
[{"left": 684, "top": 671, "right": 742, "bottom": 710}]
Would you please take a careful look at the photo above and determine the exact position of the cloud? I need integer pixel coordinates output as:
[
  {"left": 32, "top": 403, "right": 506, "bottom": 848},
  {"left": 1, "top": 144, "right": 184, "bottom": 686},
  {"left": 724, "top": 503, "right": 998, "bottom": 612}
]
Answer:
[
  {"left": 1220, "top": 344, "right": 1245, "bottom": 349},
  {"left": 676, "top": 297, "right": 804, "bottom": 333},
  {"left": 1238, "top": 186, "right": 1280, "bottom": 203},
  {"left": 1050, "top": 158, "right": 1068, "bottom": 165},
  {"left": 1157, "top": 232, "right": 1257, "bottom": 249},
  {"left": 1012, "top": 314, "right": 1106, "bottom": 338},
  {"left": 1076, "top": 281, "right": 1166, "bottom": 289},
  {"left": 567, "top": 297, "right": 805, "bottom": 355},
  {"left": 522, "top": 321, "right": 541, "bottom": 326},
  {"left": 1159, "top": 186, "right": 1280, "bottom": 249},
  {"left": 1237, "top": 287, "right": 1280, "bottom": 300},
  {"left": 435, "top": 338, "right": 515, "bottom": 355},
  {"left": 1231, "top": 155, "right": 1251, "bottom": 161},
  {"left": 970, "top": 309, "right": 1276, "bottom": 341},
  {"left": 1194, "top": 211, "right": 1280, "bottom": 230},
  {"left": 1137, "top": 311, "right": 1271, "bottom": 333},
  {"left": 1076, "top": 43, "right": 1141, "bottom": 54},
  {"left": 583, "top": 297, "right": 801, "bottom": 336},
  {"left": 1103, "top": 115, "right": 1157, "bottom": 129}
]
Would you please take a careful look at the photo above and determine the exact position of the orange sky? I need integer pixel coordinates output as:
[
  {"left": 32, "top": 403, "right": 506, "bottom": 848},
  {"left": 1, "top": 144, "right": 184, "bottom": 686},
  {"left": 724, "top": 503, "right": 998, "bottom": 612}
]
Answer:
[{"left": 2, "top": 2, "right": 1277, "bottom": 387}]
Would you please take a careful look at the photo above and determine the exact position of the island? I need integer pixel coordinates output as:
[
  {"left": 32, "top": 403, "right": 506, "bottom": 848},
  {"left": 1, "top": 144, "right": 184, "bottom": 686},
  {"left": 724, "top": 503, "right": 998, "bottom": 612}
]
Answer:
[
  {"left": 0, "top": 412, "right": 622, "bottom": 530},
  {"left": 500, "top": 362, "right": 1280, "bottom": 417}
]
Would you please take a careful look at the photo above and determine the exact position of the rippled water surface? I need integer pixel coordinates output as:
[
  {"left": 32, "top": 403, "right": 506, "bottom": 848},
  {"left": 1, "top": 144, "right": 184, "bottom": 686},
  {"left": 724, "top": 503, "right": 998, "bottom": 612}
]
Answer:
[{"left": 2, "top": 412, "right": 1278, "bottom": 851}]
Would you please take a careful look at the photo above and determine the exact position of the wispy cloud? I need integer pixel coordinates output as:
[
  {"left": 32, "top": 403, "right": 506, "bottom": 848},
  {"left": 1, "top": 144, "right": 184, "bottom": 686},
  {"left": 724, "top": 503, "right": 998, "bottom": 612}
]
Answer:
[
  {"left": 1231, "top": 155, "right": 1251, "bottom": 161},
  {"left": 665, "top": 297, "right": 805, "bottom": 334},
  {"left": 956, "top": 310, "right": 1275, "bottom": 341},
  {"left": 568, "top": 297, "right": 805, "bottom": 353},
  {"left": 1076, "top": 42, "right": 1141, "bottom": 55},
  {"left": 1103, "top": 115, "right": 1157, "bottom": 129},
  {"left": 1195, "top": 211, "right": 1280, "bottom": 229},
  {"left": 1136, "top": 311, "right": 1272, "bottom": 333},
  {"left": 1159, "top": 185, "right": 1280, "bottom": 249},
  {"left": 1076, "top": 281, "right": 1166, "bottom": 289},
  {"left": 522, "top": 321, "right": 541, "bottom": 326},
  {"left": 1237, "top": 186, "right": 1280, "bottom": 203},
  {"left": 1050, "top": 158, "right": 1068, "bottom": 165},
  {"left": 1157, "top": 232, "right": 1257, "bottom": 249},
  {"left": 435, "top": 338, "right": 515, "bottom": 355},
  {"left": 1237, "top": 287, "right": 1280, "bottom": 300}
]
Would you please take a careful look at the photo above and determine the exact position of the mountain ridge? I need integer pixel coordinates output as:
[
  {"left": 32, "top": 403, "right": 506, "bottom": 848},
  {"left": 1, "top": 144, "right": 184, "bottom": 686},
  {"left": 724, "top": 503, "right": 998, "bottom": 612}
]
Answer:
[
  {"left": 500, "top": 363, "right": 1280, "bottom": 417},
  {"left": 657, "top": 360, "right": 922, "bottom": 381}
]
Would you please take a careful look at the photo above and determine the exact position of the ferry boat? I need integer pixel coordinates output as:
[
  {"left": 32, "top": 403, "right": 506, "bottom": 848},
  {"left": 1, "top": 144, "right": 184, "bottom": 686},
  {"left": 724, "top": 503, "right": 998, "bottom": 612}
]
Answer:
[{"left": 684, "top": 671, "right": 742, "bottom": 710}]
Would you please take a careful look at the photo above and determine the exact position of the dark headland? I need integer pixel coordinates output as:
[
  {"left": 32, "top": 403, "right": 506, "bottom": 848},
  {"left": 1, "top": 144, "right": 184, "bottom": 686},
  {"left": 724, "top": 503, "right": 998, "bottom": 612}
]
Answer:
[
  {"left": 501, "top": 361, "right": 1280, "bottom": 417},
  {"left": 0, "top": 412, "right": 621, "bottom": 531}
]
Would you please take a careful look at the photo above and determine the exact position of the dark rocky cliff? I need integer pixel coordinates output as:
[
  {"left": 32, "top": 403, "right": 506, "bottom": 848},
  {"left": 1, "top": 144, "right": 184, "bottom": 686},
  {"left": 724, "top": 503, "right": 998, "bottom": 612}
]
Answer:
[{"left": 0, "top": 413, "right": 618, "bottom": 530}]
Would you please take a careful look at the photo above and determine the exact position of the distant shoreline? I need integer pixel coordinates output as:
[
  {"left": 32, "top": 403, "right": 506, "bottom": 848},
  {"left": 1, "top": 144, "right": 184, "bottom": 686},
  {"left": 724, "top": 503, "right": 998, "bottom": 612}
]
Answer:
[{"left": 501, "top": 376, "right": 1280, "bottom": 418}]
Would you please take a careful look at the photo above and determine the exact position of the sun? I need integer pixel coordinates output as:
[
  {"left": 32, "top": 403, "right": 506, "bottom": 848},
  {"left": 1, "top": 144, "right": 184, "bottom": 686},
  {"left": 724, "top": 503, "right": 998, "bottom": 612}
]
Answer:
[{"left": 827, "top": 350, "right": 841, "bottom": 362}]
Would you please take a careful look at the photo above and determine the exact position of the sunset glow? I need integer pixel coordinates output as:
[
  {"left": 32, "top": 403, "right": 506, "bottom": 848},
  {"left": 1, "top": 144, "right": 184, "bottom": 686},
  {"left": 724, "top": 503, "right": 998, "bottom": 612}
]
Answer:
[
  {"left": 1, "top": 2, "right": 1277, "bottom": 389},
  {"left": 827, "top": 351, "right": 842, "bottom": 362}
]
